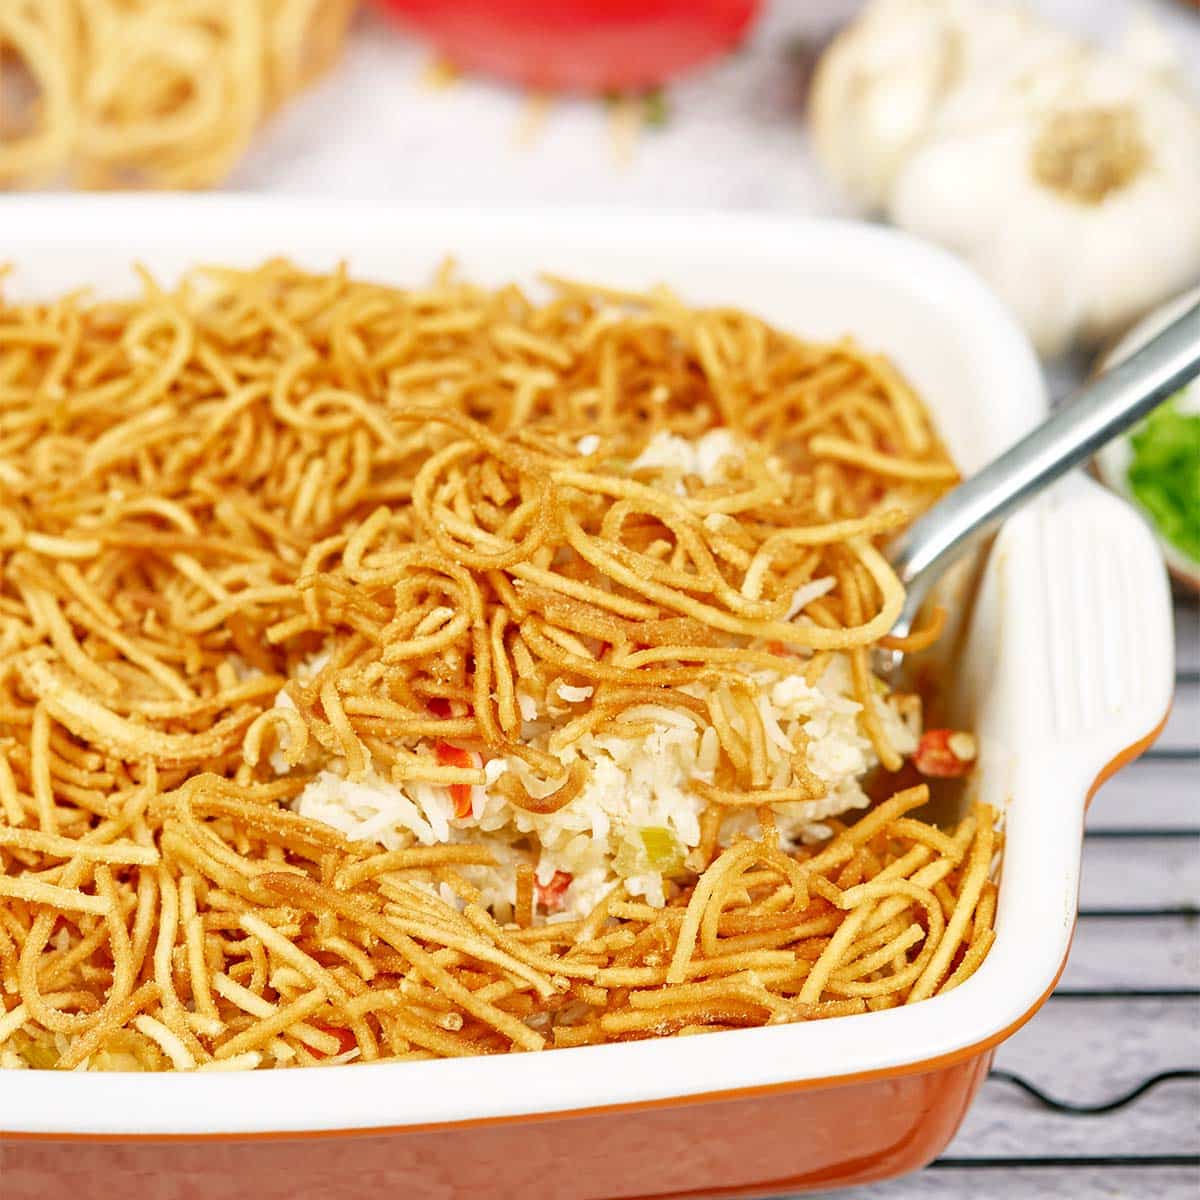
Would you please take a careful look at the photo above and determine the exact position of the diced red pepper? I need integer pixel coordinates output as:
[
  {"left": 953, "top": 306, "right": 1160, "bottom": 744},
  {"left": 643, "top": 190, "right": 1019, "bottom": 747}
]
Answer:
[
  {"left": 450, "top": 785, "right": 473, "bottom": 819},
  {"left": 435, "top": 741, "right": 473, "bottom": 769},
  {"left": 428, "top": 697, "right": 452, "bottom": 718},
  {"left": 309, "top": 1023, "right": 357, "bottom": 1057},
  {"left": 913, "top": 729, "right": 977, "bottom": 778},
  {"left": 436, "top": 740, "right": 476, "bottom": 818},
  {"left": 535, "top": 870, "right": 573, "bottom": 913}
]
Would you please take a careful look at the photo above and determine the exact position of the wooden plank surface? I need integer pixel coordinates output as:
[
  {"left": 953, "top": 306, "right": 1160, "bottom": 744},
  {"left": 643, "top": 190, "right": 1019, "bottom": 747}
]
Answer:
[
  {"left": 1158, "top": 689, "right": 1199, "bottom": 751},
  {"left": 1089, "top": 761, "right": 1199, "bottom": 831},
  {"left": 1079, "top": 836, "right": 1199, "bottom": 912},
  {"left": 853, "top": 1168, "right": 1200, "bottom": 1199},
  {"left": 1059, "top": 919, "right": 1199, "bottom": 991}
]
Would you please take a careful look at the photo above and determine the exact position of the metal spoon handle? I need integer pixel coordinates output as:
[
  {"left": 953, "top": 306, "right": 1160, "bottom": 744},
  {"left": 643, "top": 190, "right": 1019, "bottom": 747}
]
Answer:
[{"left": 888, "top": 299, "right": 1200, "bottom": 636}]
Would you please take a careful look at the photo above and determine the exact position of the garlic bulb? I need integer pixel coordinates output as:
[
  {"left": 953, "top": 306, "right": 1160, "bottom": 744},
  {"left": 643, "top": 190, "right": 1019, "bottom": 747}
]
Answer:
[
  {"left": 810, "top": 0, "right": 1200, "bottom": 355},
  {"left": 890, "top": 47, "right": 1200, "bottom": 354},
  {"left": 809, "top": 0, "right": 1061, "bottom": 212}
]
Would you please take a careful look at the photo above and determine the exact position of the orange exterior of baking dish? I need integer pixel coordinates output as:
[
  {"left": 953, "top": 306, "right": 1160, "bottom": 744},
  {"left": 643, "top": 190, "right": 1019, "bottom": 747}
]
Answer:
[{"left": 0, "top": 1053, "right": 992, "bottom": 1200}]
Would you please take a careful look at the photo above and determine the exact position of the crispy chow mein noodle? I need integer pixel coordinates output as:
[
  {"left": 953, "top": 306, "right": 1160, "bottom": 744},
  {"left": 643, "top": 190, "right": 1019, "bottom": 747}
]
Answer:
[
  {"left": 0, "top": 260, "right": 997, "bottom": 1071},
  {"left": 0, "top": 0, "right": 354, "bottom": 189}
]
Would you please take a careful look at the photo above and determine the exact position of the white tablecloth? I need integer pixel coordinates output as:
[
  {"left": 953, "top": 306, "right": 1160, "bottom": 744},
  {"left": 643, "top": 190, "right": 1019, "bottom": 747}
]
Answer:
[{"left": 234, "top": 0, "right": 1199, "bottom": 212}]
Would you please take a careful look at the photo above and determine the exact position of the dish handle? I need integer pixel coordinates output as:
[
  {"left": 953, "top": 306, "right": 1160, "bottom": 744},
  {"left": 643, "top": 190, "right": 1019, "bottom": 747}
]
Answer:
[{"left": 1000, "top": 472, "right": 1175, "bottom": 802}]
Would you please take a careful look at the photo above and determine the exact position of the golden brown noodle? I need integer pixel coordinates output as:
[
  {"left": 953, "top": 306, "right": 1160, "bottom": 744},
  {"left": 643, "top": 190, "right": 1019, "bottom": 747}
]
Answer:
[
  {"left": 0, "top": 0, "right": 354, "bottom": 189},
  {"left": 0, "top": 260, "right": 996, "bottom": 1072}
]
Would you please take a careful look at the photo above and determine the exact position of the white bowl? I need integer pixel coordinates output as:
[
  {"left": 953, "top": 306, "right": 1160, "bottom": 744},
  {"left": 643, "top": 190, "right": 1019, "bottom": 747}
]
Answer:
[
  {"left": 1095, "top": 286, "right": 1200, "bottom": 592},
  {"left": 0, "top": 201, "right": 1174, "bottom": 1188}
]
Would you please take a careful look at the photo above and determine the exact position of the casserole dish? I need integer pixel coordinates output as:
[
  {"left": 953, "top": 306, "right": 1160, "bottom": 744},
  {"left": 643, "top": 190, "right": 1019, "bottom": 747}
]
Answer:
[{"left": 0, "top": 199, "right": 1174, "bottom": 1199}]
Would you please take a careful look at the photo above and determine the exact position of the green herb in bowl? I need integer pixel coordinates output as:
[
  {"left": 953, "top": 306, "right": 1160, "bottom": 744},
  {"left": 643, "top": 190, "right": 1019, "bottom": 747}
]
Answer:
[
  {"left": 1095, "top": 287, "right": 1200, "bottom": 593},
  {"left": 1126, "top": 395, "right": 1200, "bottom": 564}
]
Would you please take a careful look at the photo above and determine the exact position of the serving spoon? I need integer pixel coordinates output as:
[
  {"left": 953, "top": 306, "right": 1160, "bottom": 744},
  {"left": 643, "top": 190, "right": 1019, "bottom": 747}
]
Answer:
[{"left": 883, "top": 298, "right": 1200, "bottom": 661}]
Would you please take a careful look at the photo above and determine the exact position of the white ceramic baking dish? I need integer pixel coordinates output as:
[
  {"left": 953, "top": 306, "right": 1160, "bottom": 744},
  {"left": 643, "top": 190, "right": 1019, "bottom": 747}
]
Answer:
[{"left": 0, "top": 200, "right": 1174, "bottom": 1199}]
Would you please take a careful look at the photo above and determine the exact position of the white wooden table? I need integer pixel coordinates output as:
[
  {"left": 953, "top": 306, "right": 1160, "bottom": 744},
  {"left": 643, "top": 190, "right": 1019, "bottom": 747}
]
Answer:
[{"left": 232, "top": 2, "right": 1200, "bottom": 1194}]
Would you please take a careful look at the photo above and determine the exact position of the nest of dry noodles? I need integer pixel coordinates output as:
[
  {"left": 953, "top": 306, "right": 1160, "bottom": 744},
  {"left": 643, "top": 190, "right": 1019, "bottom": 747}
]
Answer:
[
  {"left": 0, "top": 0, "right": 354, "bottom": 189},
  {"left": 0, "top": 261, "right": 997, "bottom": 1070}
]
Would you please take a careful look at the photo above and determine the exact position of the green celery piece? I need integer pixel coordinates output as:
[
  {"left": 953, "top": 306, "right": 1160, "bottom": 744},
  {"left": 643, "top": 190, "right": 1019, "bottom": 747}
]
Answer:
[
  {"left": 614, "top": 826, "right": 685, "bottom": 877},
  {"left": 640, "top": 825, "right": 684, "bottom": 873}
]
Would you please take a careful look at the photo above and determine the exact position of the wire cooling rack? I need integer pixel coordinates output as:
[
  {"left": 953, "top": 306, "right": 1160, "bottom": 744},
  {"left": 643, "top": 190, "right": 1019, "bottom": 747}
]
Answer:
[{"left": 803, "top": 596, "right": 1200, "bottom": 1199}]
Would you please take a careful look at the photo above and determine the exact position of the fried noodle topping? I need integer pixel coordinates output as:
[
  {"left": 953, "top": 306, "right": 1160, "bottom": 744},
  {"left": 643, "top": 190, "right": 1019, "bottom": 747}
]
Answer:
[{"left": 0, "top": 262, "right": 995, "bottom": 1070}]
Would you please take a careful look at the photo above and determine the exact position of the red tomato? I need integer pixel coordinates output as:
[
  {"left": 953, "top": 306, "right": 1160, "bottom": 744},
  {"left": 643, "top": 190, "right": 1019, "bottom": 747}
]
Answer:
[
  {"left": 913, "top": 729, "right": 977, "bottom": 779},
  {"left": 436, "top": 740, "right": 476, "bottom": 818},
  {"left": 371, "top": 1, "right": 760, "bottom": 92},
  {"left": 535, "top": 870, "right": 573, "bottom": 912}
]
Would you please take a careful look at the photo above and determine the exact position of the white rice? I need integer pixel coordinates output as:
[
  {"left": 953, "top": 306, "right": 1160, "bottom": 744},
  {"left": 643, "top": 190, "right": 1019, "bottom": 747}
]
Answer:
[
  {"left": 283, "top": 430, "right": 919, "bottom": 921},
  {"left": 290, "top": 653, "right": 917, "bottom": 920}
]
